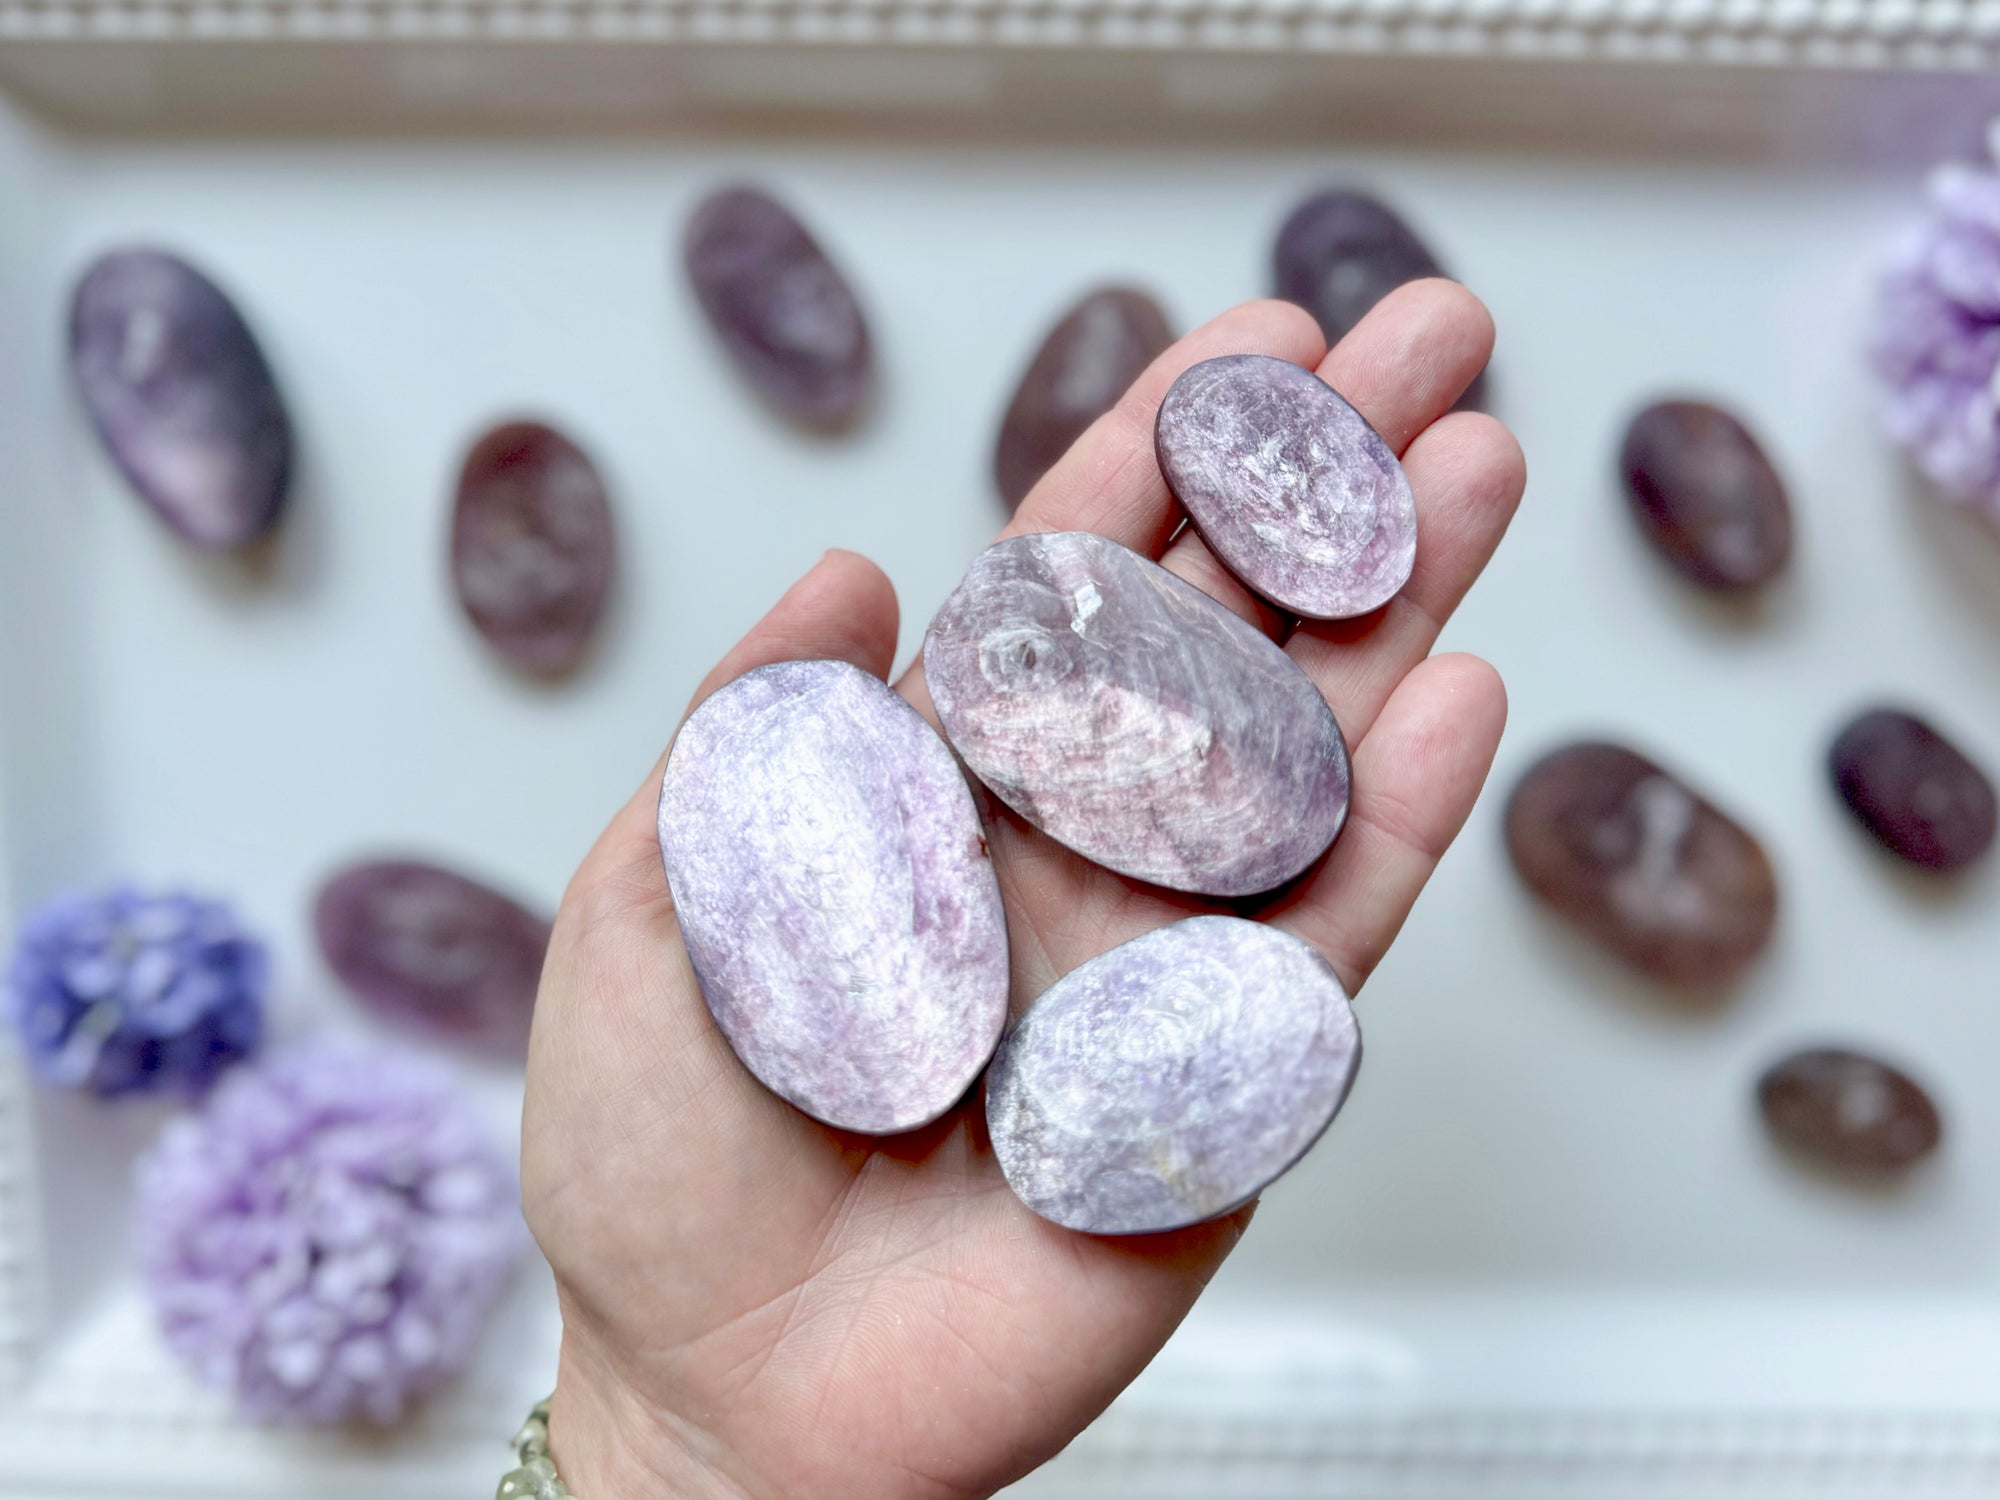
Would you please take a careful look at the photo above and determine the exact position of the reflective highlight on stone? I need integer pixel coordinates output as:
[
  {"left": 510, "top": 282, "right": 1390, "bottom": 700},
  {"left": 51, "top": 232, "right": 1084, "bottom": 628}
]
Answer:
[
  {"left": 987, "top": 916, "right": 1360, "bottom": 1235},
  {"left": 1829, "top": 707, "right": 1996, "bottom": 871},
  {"left": 657, "top": 660, "right": 1008, "bottom": 1134},
  {"left": 924, "top": 532, "right": 1349, "bottom": 897},
  {"left": 451, "top": 420, "right": 615, "bottom": 677},
  {"left": 314, "top": 861, "right": 551, "bottom": 1059},
  {"left": 684, "top": 186, "right": 872, "bottom": 429},
  {"left": 1759, "top": 1046, "right": 1942, "bottom": 1175},
  {"left": 1505, "top": 742, "right": 1777, "bottom": 988},
  {"left": 70, "top": 248, "right": 292, "bottom": 551},
  {"left": 1620, "top": 400, "right": 1793, "bottom": 590},
  {"left": 1156, "top": 354, "right": 1416, "bottom": 618},
  {"left": 995, "top": 287, "right": 1172, "bottom": 512}
]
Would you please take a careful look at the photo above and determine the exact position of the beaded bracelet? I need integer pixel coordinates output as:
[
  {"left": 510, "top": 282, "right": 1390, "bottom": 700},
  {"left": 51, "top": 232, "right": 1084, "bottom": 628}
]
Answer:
[{"left": 498, "top": 1397, "right": 577, "bottom": 1500}]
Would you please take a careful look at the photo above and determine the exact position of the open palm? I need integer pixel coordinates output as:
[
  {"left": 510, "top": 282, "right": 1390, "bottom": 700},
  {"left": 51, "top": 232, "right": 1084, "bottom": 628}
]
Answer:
[{"left": 522, "top": 284, "right": 1525, "bottom": 1500}]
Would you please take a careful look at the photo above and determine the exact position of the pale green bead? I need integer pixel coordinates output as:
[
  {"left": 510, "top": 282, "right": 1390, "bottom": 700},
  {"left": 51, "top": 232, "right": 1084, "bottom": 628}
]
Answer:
[
  {"left": 514, "top": 1416, "right": 550, "bottom": 1458},
  {"left": 496, "top": 1467, "right": 538, "bottom": 1500},
  {"left": 521, "top": 1455, "right": 557, "bottom": 1484},
  {"left": 536, "top": 1480, "right": 570, "bottom": 1500},
  {"left": 531, "top": 1398, "right": 552, "bottom": 1424}
]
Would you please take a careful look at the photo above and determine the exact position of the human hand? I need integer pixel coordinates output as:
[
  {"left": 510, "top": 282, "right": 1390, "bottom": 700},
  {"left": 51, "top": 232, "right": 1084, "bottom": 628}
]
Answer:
[{"left": 522, "top": 284, "right": 1525, "bottom": 1500}]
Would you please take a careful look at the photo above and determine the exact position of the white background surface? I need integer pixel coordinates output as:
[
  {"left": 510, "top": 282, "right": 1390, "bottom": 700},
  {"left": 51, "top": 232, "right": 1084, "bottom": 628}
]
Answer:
[{"left": 3, "top": 47, "right": 2000, "bottom": 1498}]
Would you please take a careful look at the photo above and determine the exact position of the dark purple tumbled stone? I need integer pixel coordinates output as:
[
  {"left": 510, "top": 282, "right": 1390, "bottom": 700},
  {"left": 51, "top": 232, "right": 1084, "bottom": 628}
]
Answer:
[
  {"left": 451, "top": 420, "right": 615, "bottom": 677},
  {"left": 1758, "top": 1047, "right": 1942, "bottom": 1176},
  {"left": 924, "top": 531, "right": 1349, "bottom": 898},
  {"left": 1829, "top": 708, "right": 1996, "bottom": 872},
  {"left": 69, "top": 248, "right": 292, "bottom": 551},
  {"left": 315, "top": 861, "right": 551, "bottom": 1059},
  {"left": 987, "top": 916, "right": 1360, "bottom": 1235},
  {"left": 1273, "top": 188, "right": 1486, "bottom": 407},
  {"left": 1156, "top": 354, "right": 1416, "bottom": 619},
  {"left": 657, "top": 659, "right": 1008, "bottom": 1134},
  {"left": 995, "top": 287, "right": 1173, "bottom": 512},
  {"left": 1504, "top": 742, "right": 1777, "bottom": 988},
  {"left": 1620, "top": 400, "right": 1793, "bottom": 590},
  {"left": 683, "top": 186, "right": 872, "bottom": 429}
]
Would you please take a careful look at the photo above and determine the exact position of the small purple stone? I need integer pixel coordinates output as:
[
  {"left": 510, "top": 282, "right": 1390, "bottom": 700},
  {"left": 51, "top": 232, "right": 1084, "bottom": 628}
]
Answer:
[
  {"left": 451, "top": 420, "right": 615, "bottom": 677},
  {"left": 69, "top": 248, "right": 292, "bottom": 551},
  {"left": 1155, "top": 354, "right": 1416, "bottom": 619},
  {"left": 1829, "top": 708, "right": 1996, "bottom": 872},
  {"left": 1620, "top": 400, "right": 1793, "bottom": 590},
  {"left": 924, "top": 531, "right": 1349, "bottom": 898},
  {"left": 684, "top": 186, "right": 872, "bottom": 430},
  {"left": 986, "top": 916, "right": 1361, "bottom": 1235},
  {"left": 657, "top": 659, "right": 1008, "bottom": 1135},
  {"left": 314, "top": 861, "right": 551, "bottom": 1059},
  {"left": 1759, "top": 1046, "right": 1941, "bottom": 1176},
  {"left": 995, "top": 287, "right": 1173, "bottom": 512}
]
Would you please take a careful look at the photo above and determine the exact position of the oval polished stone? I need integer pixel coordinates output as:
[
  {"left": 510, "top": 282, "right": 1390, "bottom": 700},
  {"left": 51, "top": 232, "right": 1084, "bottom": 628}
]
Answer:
[
  {"left": 657, "top": 659, "right": 1008, "bottom": 1134},
  {"left": 987, "top": 916, "right": 1361, "bottom": 1235},
  {"left": 1829, "top": 707, "right": 1997, "bottom": 871},
  {"left": 683, "top": 186, "right": 872, "bottom": 429},
  {"left": 1273, "top": 188, "right": 1487, "bottom": 408},
  {"left": 70, "top": 247, "right": 292, "bottom": 551},
  {"left": 315, "top": 861, "right": 551, "bottom": 1059},
  {"left": 995, "top": 287, "right": 1173, "bottom": 512},
  {"left": 451, "top": 420, "right": 615, "bottom": 677},
  {"left": 1156, "top": 354, "right": 1416, "bottom": 619},
  {"left": 1504, "top": 742, "right": 1777, "bottom": 988},
  {"left": 1620, "top": 400, "right": 1793, "bottom": 590},
  {"left": 924, "top": 531, "right": 1350, "bottom": 897},
  {"left": 1758, "top": 1046, "right": 1942, "bottom": 1175}
]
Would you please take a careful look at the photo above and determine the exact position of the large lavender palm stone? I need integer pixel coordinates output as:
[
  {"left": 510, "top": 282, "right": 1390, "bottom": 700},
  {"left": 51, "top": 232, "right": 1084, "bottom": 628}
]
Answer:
[
  {"left": 924, "top": 531, "right": 1349, "bottom": 897},
  {"left": 70, "top": 248, "right": 292, "bottom": 551},
  {"left": 684, "top": 186, "right": 872, "bottom": 430},
  {"left": 658, "top": 660, "right": 1008, "bottom": 1134},
  {"left": 987, "top": 916, "right": 1360, "bottom": 1235},
  {"left": 1155, "top": 355, "right": 1415, "bottom": 619}
]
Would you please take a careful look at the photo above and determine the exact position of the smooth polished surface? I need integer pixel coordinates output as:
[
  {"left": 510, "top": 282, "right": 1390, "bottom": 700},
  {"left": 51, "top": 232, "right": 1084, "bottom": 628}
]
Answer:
[
  {"left": 1620, "top": 399, "right": 1793, "bottom": 590},
  {"left": 1829, "top": 707, "right": 1997, "bottom": 872},
  {"left": 1759, "top": 1047, "right": 1943, "bottom": 1176}
]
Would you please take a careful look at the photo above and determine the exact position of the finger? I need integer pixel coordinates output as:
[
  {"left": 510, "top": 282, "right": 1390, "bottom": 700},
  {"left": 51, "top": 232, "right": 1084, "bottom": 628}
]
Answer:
[
  {"left": 1287, "top": 410, "right": 1526, "bottom": 740},
  {"left": 1009, "top": 298, "right": 1325, "bottom": 559},
  {"left": 1158, "top": 526, "right": 1288, "bottom": 636},
  {"left": 1269, "top": 652, "right": 1507, "bottom": 994},
  {"left": 1317, "top": 277, "right": 1495, "bottom": 455}
]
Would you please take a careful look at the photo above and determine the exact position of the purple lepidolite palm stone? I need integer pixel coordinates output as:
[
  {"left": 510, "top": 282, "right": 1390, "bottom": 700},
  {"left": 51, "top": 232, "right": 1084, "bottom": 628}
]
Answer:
[
  {"left": 657, "top": 659, "right": 1008, "bottom": 1134},
  {"left": 1155, "top": 355, "right": 1416, "bottom": 619},
  {"left": 1829, "top": 707, "right": 1996, "bottom": 872},
  {"left": 987, "top": 916, "right": 1361, "bottom": 1234},
  {"left": 1620, "top": 400, "right": 1793, "bottom": 590},
  {"left": 70, "top": 248, "right": 292, "bottom": 551},
  {"left": 924, "top": 531, "right": 1349, "bottom": 898},
  {"left": 683, "top": 186, "right": 872, "bottom": 430},
  {"left": 1758, "top": 1046, "right": 1942, "bottom": 1176}
]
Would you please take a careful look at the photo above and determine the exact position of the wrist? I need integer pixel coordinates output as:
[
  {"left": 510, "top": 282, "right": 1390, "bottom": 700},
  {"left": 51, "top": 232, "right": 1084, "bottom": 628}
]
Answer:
[{"left": 547, "top": 1336, "right": 752, "bottom": 1500}]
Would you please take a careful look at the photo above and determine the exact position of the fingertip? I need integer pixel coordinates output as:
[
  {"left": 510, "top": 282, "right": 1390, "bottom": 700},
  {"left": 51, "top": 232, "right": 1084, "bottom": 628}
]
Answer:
[{"left": 1325, "top": 278, "right": 1497, "bottom": 450}]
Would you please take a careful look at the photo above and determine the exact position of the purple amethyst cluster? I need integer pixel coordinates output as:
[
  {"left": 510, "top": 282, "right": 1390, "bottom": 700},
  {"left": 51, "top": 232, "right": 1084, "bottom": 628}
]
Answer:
[
  {"left": 1874, "top": 127, "right": 2000, "bottom": 518},
  {"left": 4, "top": 887, "right": 264, "bottom": 1099},
  {"left": 136, "top": 1043, "right": 524, "bottom": 1426}
]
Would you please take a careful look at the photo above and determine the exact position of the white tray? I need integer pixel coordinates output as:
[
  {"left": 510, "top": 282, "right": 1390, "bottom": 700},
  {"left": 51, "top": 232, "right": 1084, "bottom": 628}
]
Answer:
[{"left": 3, "top": 44, "right": 2000, "bottom": 1500}]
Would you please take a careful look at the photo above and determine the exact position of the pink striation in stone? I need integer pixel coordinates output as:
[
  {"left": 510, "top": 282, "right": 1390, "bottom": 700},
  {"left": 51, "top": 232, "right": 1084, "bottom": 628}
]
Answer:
[
  {"left": 657, "top": 659, "right": 1008, "bottom": 1135},
  {"left": 924, "top": 531, "right": 1349, "bottom": 898},
  {"left": 684, "top": 186, "right": 872, "bottom": 430},
  {"left": 987, "top": 916, "right": 1360, "bottom": 1235},
  {"left": 1829, "top": 707, "right": 1996, "bottom": 872},
  {"left": 995, "top": 287, "right": 1173, "bottom": 512},
  {"left": 1155, "top": 354, "right": 1416, "bottom": 619},
  {"left": 70, "top": 248, "right": 292, "bottom": 551},
  {"left": 451, "top": 420, "right": 615, "bottom": 677},
  {"left": 315, "top": 861, "right": 551, "bottom": 1059},
  {"left": 1759, "top": 1046, "right": 1941, "bottom": 1176},
  {"left": 1620, "top": 400, "right": 1793, "bottom": 591},
  {"left": 1505, "top": 742, "right": 1777, "bottom": 989}
]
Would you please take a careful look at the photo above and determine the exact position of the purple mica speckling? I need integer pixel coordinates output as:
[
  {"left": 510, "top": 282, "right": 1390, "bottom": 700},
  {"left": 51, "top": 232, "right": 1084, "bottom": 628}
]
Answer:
[
  {"left": 1620, "top": 400, "right": 1793, "bottom": 591},
  {"left": 658, "top": 659, "right": 1009, "bottom": 1135},
  {"left": 995, "top": 287, "right": 1173, "bottom": 512},
  {"left": 684, "top": 185, "right": 872, "bottom": 430},
  {"left": 1156, "top": 354, "right": 1416, "bottom": 619},
  {"left": 1829, "top": 708, "right": 1996, "bottom": 872},
  {"left": 986, "top": 916, "right": 1360, "bottom": 1235},
  {"left": 314, "top": 862, "right": 551, "bottom": 1060},
  {"left": 70, "top": 248, "right": 292, "bottom": 551},
  {"left": 924, "top": 531, "right": 1349, "bottom": 898},
  {"left": 451, "top": 420, "right": 615, "bottom": 677}
]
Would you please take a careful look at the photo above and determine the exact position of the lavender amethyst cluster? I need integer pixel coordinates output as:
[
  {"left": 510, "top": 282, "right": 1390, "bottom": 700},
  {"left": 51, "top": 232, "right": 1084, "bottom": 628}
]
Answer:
[
  {"left": 4, "top": 887, "right": 265, "bottom": 1098},
  {"left": 1873, "top": 125, "right": 2000, "bottom": 517},
  {"left": 136, "top": 1043, "right": 524, "bottom": 1426}
]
